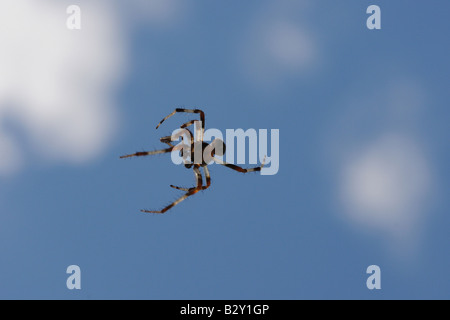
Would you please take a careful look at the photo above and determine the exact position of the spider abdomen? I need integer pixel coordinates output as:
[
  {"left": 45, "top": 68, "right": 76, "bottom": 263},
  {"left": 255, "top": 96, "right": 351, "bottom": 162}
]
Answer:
[{"left": 182, "top": 142, "right": 212, "bottom": 167}]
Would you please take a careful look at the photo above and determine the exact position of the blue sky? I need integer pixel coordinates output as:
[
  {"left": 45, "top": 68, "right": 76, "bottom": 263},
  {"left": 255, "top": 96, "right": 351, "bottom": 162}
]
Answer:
[{"left": 0, "top": 0, "right": 449, "bottom": 299}]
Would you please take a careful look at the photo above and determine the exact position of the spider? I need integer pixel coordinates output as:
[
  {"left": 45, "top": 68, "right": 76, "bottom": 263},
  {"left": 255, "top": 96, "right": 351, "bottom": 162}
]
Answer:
[{"left": 120, "top": 108, "right": 265, "bottom": 214}]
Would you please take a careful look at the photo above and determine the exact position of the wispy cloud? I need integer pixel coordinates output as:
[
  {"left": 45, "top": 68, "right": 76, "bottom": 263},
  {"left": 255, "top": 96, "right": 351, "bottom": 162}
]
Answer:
[
  {"left": 0, "top": 0, "right": 186, "bottom": 175},
  {"left": 238, "top": 1, "right": 318, "bottom": 86},
  {"left": 330, "top": 78, "right": 433, "bottom": 255},
  {"left": 0, "top": 0, "right": 126, "bottom": 174},
  {"left": 340, "top": 134, "right": 431, "bottom": 240}
]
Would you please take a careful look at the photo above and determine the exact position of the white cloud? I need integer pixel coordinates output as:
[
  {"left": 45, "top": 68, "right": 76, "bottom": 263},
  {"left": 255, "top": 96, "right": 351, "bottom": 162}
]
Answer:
[
  {"left": 0, "top": 0, "right": 126, "bottom": 173},
  {"left": 239, "top": 1, "right": 318, "bottom": 86},
  {"left": 340, "top": 134, "right": 431, "bottom": 237},
  {"left": 264, "top": 20, "right": 316, "bottom": 70},
  {"left": 0, "top": 0, "right": 187, "bottom": 175},
  {"left": 333, "top": 79, "right": 433, "bottom": 255}
]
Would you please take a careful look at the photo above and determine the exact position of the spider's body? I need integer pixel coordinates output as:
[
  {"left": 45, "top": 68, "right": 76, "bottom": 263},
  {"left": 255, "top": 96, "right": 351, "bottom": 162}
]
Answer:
[
  {"left": 180, "top": 141, "right": 217, "bottom": 168},
  {"left": 120, "top": 108, "right": 263, "bottom": 214}
]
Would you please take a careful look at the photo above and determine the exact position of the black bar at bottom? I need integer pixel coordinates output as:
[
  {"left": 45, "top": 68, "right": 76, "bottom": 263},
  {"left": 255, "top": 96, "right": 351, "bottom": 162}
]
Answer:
[{"left": 134, "top": 300, "right": 306, "bottom": 318}]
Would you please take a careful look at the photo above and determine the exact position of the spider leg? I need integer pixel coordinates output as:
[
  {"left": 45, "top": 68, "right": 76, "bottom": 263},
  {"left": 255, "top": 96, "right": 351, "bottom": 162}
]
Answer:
[
  {"left": 201, "top": 166, "right": 211, "bottom": 190},
  {"left": 155, "top": 108, "right": 205, "bottom": 133},
  {"left": 169, "top": 165, "right": 202, "bottom": 191},
  {"left": 142, "top": 165, "right": 203, "bottom": 214},
  {"left": 119, "top": 146, "right": 174, "bottom": 159},
  {"left": 180, "top": 120, "right": 196, "bottom": 129},
  {"left": 161, "top": 126, "right": 194, "bottom": 146},
  {"left": 160, "top": 136, "right": 174, "bottom": 147},
  {"left": 171, "top": 166, "right": 211, "bottom": 191},
  {"left": 181, "top": 128, "right": 194, "bottom": 145},
  {"left": 159, "top": 127, "right": 194, "bottom": 165},
  {"left": 120, "top": 143, "right": 189, "bottom": 159},
  {"left": 179, "top": 120, "right": 204, "bottom": 142},
  {"left": 169, "top": 185, "right": 190, "bottom": 191},
  {"left": 213, "top": 156, "right": 266, "bottom": 173}
]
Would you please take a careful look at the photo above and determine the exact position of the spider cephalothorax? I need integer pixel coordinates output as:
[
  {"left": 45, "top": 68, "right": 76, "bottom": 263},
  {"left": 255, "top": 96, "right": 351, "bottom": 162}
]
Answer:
[{"left": 120, "top": 108, "right": 264, "bottom": 214}]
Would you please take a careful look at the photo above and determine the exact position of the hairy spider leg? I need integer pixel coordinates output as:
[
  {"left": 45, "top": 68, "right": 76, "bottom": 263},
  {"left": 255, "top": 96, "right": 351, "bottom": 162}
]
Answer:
[
  {"left": 170, "top": 165, "right": 211, "bottom": 192},
  {"left": 202, "top": 166, "right": 211, "bottom": 190},
  {"left": 159, "top": 136, "right": 174, "bottom": 147},
  {"left": 160, "top": 119, "right": 197, "bottom": 147},
  {"left": 170, "top": 165, "right": 202, "bottom": 191},
  {"left": 180, "top": 120, "right": 196, "bottom": 129},
  {"left": 143, "top": 164, "right": 204, "bottom": 214},
  {"left": 119, "top": 143, "right": 189, "bottom": 159},
  {"left": 119, "top": 146, "right": 175, "bottom": 159},
  {"left": 155, "top": 109, "right": 205, "bottom": 137},
  {"left": 213, "top": 156, "right": 266, "bottom": 173},
  {"left": 180, "top": 119, "right": 203, "bottom": 143}
]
